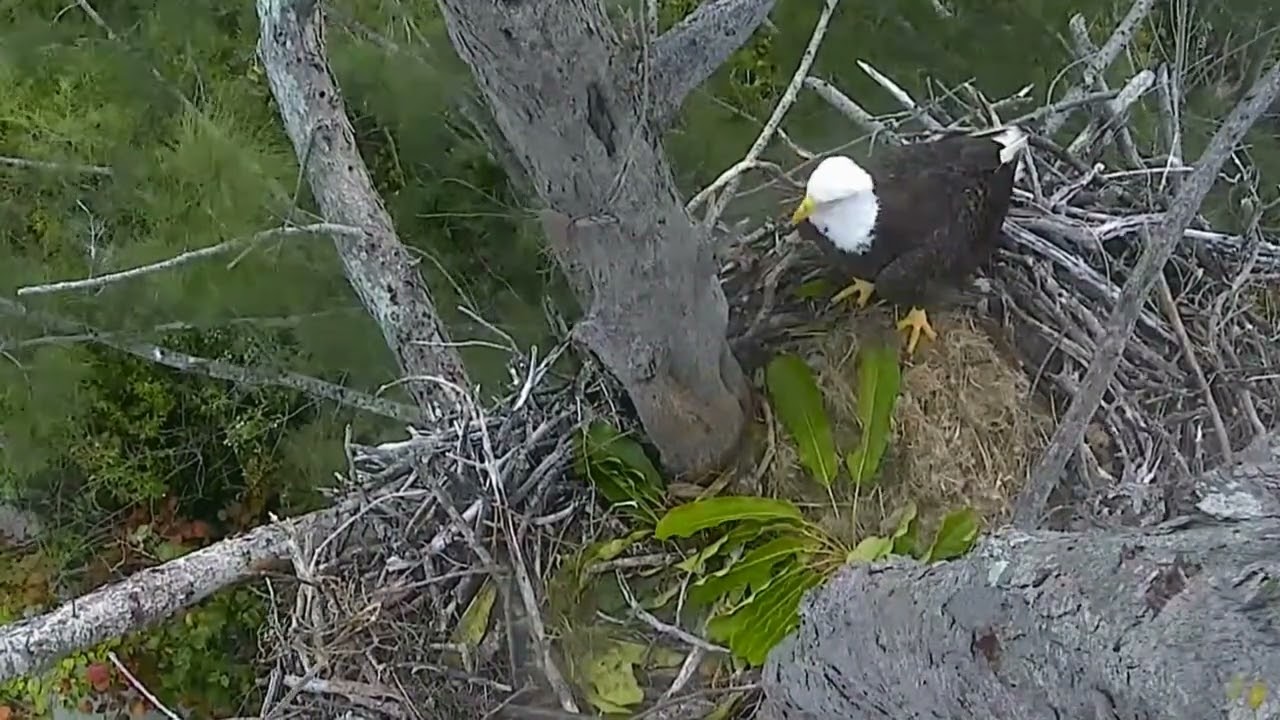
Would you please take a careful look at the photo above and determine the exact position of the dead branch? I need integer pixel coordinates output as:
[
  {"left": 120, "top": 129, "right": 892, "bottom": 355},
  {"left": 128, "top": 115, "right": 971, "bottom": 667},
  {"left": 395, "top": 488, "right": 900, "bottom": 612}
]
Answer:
[
  {"left": 649, "top": 0, "right": 776, "bottom": 126},
  {"left": 0, "top": 503, "right": 345, "bottom": 682},
  {"left": 0, "top": 155, "right": 112, "bottom": 176},
  {"left": 1042, "top": 0, "right": 1158, "bottom": 136},
  {"left": 15, "top": 223, "right": 363, "bottom": 297},
  {"left": 1014, "top": 60, "right": 1280, "bottom": 528},
  {"left": 0, "top": 298, "right": 420, "bottom": 422},
  {"left": 255, "top": 0, "right": 469, "bottom": 418},
  {"left": 700, "top": 0, "right": 839, "bottom": 229}
]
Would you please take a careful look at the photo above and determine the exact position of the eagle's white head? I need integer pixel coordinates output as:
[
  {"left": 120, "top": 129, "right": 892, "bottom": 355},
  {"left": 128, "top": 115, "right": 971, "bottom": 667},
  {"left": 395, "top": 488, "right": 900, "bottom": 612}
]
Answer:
[{"left": 791, "top": 155, "right": 879, "bottom": 255}]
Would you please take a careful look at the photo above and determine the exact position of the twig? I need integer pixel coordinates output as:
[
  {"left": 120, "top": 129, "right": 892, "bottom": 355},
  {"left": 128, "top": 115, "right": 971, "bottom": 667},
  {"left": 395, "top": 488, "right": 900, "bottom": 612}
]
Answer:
[
  {"left": 1043, "top": 0, "right": 1158, "bottom": 136},
  {"left": 16, "top": 223, "right": 363, "bottom": 297},
  {"left": 687, "top": 160, "right": 788, "bottom": 214},
  {"left": 1015, "top": 60, "right": 1280, "bottom": 528},
  {"left": 701, "top": 0, "right": 840, "bottom": 229},
  {"left": 1155, "top": 271, "right": 1231, "bottom": 462},
  {"left": 0, "top": 155, "right": 112, "bottom": 176},
  {"left": 106, "top": 651, "right": 183, "bottom": 720},
  {"left": 281, "top": 674, "right": 407, "bottom": 718},
  {"left": 464, "top": 394, "right": 579, "bottom": 714},
  {"left": 616, "top": 571, "right": 728, "bottom": 653},
  {"left": 856, "top": 60, "right": 946, "bottom": 131},
  {"left": 802, "top": 77, "right": 900, "bottom": 142},
  {"left": 0, "top": 298, "right": 420, "bottom": 422}
]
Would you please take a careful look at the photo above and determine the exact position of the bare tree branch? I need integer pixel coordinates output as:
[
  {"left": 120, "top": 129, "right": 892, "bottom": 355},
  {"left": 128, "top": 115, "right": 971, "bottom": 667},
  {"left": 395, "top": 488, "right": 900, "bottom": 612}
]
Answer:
[
  {"left": 0, "top": 298, "right": 421, "bottom": 423},
  {"left": 255, "top": 0, "right": 469, "bottom": 418},
  {"left": 1042, "top": 0, "right": 1157, "bottom": 136},
  {"left": 1015, "top": 60, "right": 1280, "bottom": 528},
  {"left": 0, "top": 155, "right": 112, "bottom": 176},
  {"left": 0, "top": 503, "right": 343, "bottom": 683},
  {"left": 15, "top": 223, "right": 362, "bottom": 297},
  {"left": 650, "top": 0, "right": 776, "bottom": 126}
]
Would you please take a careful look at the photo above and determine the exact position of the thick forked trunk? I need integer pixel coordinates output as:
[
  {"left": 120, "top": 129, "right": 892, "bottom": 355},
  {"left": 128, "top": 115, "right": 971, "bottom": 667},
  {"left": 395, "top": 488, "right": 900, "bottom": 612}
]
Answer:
[{"left": 435, "top": 0, "right": 753, "bottom": 476}]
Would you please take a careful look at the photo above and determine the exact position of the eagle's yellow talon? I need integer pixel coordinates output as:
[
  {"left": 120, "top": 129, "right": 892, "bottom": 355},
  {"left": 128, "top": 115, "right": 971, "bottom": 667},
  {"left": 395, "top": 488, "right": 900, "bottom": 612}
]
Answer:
[
  {"left": 831, "top": 278, "right": 875, "bottom": 309},
  {"left": 896, "top": 307, "right": 937, "bottom": 356}
]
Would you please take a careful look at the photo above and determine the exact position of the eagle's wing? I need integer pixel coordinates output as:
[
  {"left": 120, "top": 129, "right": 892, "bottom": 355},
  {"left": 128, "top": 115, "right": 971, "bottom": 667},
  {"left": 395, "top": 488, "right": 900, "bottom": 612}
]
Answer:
[{"left": 873, "top": 211, "right": 982, "bottom": 308}]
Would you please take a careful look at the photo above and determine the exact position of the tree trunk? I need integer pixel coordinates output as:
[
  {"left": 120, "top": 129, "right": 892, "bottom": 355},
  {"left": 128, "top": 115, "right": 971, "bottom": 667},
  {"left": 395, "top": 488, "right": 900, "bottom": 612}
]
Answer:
[
  {"left": 256, "top": 0, "right": 469, "bottom": 419},
  {"left": 762, "top": 515, "right": 1280, "bottom": 719},
  {"left": 433, "top": 0, "right": 770, "bottom": 477}
]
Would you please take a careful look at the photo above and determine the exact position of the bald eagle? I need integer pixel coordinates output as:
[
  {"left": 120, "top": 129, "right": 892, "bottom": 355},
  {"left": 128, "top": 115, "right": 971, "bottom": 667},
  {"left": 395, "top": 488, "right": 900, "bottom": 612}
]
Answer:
[{"left": 789, "top": 126, "right": 1027, "bottom": 355}]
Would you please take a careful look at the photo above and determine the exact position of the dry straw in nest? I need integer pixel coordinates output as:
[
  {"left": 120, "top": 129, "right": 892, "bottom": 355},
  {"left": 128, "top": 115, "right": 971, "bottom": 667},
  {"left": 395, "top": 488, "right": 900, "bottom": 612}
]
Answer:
[{"left": 765, "top": 308, "right": 1052, "bottom": 540}]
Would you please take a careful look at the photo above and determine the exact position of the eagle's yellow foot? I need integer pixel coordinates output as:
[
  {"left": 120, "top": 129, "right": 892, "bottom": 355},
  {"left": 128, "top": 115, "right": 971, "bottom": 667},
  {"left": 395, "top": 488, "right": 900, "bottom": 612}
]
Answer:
[
  {"left": 896, "top": 307, "right": 938, "bottom": 356},
  {"left": 830, "top": 278, "right": 876, "bottom": 309}
]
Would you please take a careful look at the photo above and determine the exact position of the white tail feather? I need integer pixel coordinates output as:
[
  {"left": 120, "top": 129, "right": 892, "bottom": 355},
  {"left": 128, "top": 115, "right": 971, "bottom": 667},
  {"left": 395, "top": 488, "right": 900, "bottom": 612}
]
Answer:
[{"left": 991, "top": 125, "right": 1029, "bottom": 165}]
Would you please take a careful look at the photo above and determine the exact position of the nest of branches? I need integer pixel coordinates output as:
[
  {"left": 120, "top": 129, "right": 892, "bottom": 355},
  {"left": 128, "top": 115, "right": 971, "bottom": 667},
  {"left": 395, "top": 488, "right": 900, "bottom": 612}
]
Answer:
[
  {"left": 252, "top": 2, "right": 1280, "bottom": 718},
  {"left": 721, "top": 34, "right": 1280, "bottom": 531},
  {"left": 250, "top": 346, "right": 617, "bottom": 718}
]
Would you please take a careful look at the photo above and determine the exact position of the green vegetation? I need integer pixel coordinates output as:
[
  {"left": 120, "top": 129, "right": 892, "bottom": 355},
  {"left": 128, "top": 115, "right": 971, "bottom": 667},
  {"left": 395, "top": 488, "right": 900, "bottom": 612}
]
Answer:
[
  {"left": 561, "top": 346, "right": 981, "bottom": 714},
  {"left": 2, "top": 0, "right": 1278, "bottom": 715}
]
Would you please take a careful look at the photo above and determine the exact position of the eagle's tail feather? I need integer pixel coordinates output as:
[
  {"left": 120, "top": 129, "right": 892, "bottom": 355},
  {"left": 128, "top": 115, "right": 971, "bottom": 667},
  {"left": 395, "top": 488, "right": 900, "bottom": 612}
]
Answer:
[{"left": 990, "top": 126, "right": 1029, "bottom": 165}]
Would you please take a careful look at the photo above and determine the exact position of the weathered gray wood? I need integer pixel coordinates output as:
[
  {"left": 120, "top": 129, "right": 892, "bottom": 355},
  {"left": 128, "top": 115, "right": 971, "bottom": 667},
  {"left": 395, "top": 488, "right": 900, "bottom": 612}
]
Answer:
[
  {"left": 0, "top": 505, "right": 342, "bottom": 683},
  {"left": 1184, "top": 432, "right": 1280, "bottom": 520},
  {"left": 256, "top": 0, "right": 468, "bottom": 418},
  {"left": 434, "top": 0, "right": 769, "bottom": 476},
  {"left": 763, "top": 516, "right": 1280, "bottom": 719},
  {"left": 649, "top": 0, "right": 776, "bottom": 125}
]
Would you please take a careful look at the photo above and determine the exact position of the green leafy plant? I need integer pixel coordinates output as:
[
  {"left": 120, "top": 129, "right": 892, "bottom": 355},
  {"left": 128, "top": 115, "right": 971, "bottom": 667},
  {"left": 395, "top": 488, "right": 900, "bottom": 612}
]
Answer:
[
  {"left": 768, "top": 347, "right": 900, "bottom": 488},
  {"left": 574, "top": 420, "right": 668, "bottom": 524},
  {"left": 766, "top": 354, "right": 839, "bottom": 486},
  {"left": 844, "top": 344, "right": 902, "bottom": 486},
  {"left": 569, "top": 349, "right": 983, "bottom": 683},
  {"left": 651, "top": 495, "right": 981, "bottom": 666}
]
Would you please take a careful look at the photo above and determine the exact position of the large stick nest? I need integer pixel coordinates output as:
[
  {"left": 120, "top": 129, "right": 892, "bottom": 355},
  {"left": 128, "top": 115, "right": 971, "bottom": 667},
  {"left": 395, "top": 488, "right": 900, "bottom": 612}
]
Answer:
[
  {"left": 722, "top": 70, "right": 1280, "bottom": 529},
  {"left": 256, "top": 6, "right": 1280, "bottom": 720}
]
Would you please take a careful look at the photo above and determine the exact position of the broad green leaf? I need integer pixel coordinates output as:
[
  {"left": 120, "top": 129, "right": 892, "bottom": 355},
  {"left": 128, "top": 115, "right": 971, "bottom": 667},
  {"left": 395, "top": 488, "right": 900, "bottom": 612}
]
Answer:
[
  {"left": 574, "top": 529, "right": 651, "bottom": 591},
  {"left": 844, "top": 344, "right": 902, "bottom": 486},
  {"left": 655, "top": 496, "right": 804, "bottom": 540},
  {"left": 794, "top": 278, "right": 833, "bottom": 300},
  {"left": 925, "top": 507, "right": 981, "bottom": 562},
  {"left": 766, "top": 354, "right": 839, "bottom": 486},
  {"left": 677, "top": 532, "right": 734, "bottom": 574},
  {"left": 452, "top": 578, "right": 497, "bottom": 648},
  {"left": 847, "top": 535, "right": 893, "bottom": 563},
  {"left": 581, "top": 638, "right": 648, "bottom": 713},
  {"left": 886, "top": 501, "right": 921, "bottom": 557},
  {"left": 739, "top": 567, "right": 824, "bottom": 665},
  {"left": 689, "top": 533, "right": 817, "bottom": 607},
  {"left": 711, "top": 564, "right": 824, "bottom": 666},
  {"left": 887, "top": 502, "right": 918, "bottom": 539},
  {"left": 583, "top": 421, "right": 664, "bottom": 489},
  {"left": 575, "top": 421, "right": 667, "bottom": 522}
]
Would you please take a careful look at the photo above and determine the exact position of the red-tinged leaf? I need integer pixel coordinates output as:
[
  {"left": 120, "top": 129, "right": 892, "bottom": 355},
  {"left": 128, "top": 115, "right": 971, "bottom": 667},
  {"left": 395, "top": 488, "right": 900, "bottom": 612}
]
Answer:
[{"left": 86, "top": 661, "right": 112, "bottom": 692}]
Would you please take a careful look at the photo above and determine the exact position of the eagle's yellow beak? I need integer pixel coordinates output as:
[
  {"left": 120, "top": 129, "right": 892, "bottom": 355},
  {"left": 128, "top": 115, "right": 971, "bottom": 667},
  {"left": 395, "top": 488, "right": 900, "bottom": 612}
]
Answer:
[{"left": 790, "top": 195, "right": 815, "bottom": 225}]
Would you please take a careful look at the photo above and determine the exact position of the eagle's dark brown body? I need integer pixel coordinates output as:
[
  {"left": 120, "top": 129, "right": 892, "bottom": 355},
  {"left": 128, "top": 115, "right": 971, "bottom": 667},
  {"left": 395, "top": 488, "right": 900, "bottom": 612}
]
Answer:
[{"left": 797, "top": 135, "right": 1016, "bottom": 309}]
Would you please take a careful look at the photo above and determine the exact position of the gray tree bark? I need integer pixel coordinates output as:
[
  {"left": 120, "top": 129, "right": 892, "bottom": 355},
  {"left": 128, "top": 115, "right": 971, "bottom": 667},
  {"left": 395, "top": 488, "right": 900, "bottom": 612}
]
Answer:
[
  {"left": 763, "top": 474, "right": 1280, "bottom": 718},
  {"left": 256, "top": 0, "right": 469, "bottom": 418},
  {"left": 433, "top": 0, "right": 772, "bottom": 477}
]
